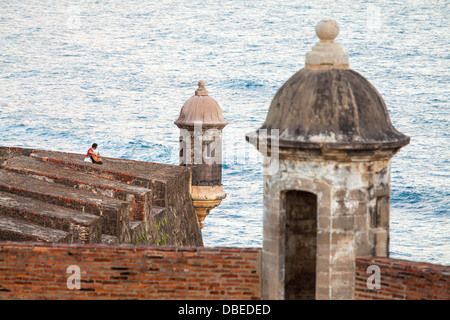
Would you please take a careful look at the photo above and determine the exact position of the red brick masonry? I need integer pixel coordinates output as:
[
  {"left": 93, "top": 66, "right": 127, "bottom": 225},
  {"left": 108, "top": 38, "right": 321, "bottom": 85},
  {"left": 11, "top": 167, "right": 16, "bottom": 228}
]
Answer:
[
  {"left": 0, "top": 242, "right": 448, "bottom": 300},
  {"left": 0, "top": 242, "right": 261, "bottom": 300},
  {"left": 355, "top": 257, "right": 450, "bottom": 300}
]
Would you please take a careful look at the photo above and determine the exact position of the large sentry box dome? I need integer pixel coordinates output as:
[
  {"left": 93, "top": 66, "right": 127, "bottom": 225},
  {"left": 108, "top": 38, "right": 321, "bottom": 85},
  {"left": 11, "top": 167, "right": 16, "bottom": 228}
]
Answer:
[{"left": 246, "top": 20, "right": 409, "bottom": 300}]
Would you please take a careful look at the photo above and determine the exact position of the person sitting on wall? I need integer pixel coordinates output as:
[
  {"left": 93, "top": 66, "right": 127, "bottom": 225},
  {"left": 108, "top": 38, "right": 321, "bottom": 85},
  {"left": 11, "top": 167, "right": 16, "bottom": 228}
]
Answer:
[{"left": 85, "top": 143, "right": 103, "bottom": 164}]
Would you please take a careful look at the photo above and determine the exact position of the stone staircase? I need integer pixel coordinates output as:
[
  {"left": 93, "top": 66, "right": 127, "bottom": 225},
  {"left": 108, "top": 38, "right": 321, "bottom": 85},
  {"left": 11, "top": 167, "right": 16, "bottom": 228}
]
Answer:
[{"left": 0, "top": 147, "right": 203, "bottom": 246}]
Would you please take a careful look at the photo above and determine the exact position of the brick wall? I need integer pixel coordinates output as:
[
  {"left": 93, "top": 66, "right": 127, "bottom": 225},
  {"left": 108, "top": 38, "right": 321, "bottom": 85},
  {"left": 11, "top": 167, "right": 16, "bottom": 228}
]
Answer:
[
  {"left": 0, "top": 242, "right": 261, "bottom": 300},
  {"left": 355, "top": 257, "right": 450, "bottom": 300},
  {"left": 1, "top": 242, "right": 448, "bottom": 300}
]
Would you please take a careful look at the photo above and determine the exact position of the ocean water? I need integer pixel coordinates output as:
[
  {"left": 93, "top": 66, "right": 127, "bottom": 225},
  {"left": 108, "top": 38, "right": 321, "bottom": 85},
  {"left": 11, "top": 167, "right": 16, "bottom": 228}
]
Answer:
[{"left": 0, "top": 0, "right": 448, "bottom": 265}]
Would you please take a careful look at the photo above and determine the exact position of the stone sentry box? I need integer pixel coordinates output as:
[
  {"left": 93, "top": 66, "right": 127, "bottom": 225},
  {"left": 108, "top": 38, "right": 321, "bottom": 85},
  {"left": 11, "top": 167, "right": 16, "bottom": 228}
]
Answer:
[
  {"left": 246, "top": 20, "right": 410, "bottom": 300},
  {"left": 175, "top": 81, "right": 227, "bottom": 229}
]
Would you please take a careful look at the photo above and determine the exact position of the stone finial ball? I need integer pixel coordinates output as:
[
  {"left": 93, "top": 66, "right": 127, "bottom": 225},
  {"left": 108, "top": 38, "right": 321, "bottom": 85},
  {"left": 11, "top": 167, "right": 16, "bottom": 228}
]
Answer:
[
  {"left": 315, "top": 19, "right": 339, "bottom": 40},
  {"left": 198, "top": 80, "right": 206, "bottom": 87}
]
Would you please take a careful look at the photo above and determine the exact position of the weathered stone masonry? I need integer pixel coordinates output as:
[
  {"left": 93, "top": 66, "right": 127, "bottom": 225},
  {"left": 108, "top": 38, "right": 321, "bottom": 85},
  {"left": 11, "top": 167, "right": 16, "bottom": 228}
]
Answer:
[
  {"left": 0, "top": 146, "right": 203, "bottom": 247},
  {"left": 246, "top": 19, "right": 411, "bottom": 299},
  {"left": 175, "top": 80, "right": 227, "bottom": 229}
]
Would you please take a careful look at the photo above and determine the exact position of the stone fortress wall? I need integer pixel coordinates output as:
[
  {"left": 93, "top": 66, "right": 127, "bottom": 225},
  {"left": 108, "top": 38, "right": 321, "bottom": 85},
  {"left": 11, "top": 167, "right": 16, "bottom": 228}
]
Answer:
[{"left": 0, "top": 146, "right": 203, "bottom": 247}]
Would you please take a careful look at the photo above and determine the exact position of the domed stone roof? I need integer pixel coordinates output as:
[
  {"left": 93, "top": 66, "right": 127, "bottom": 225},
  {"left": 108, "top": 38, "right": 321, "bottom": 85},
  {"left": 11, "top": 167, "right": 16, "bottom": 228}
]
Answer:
[
  {"left": 247, "top": 20, "right": 410, "bottom": 151},
  {"left": 175, "top": 80, "right": 228, "bottom": 129}
]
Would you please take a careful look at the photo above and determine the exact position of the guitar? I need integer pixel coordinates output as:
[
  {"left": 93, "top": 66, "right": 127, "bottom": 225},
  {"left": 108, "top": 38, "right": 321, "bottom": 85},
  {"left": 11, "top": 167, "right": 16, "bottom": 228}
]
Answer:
[
  {"left": 91, "top": 152, "right": 101, "bottom": 162},
  {"left": 88, "top": 148, "right": 102, "bottom": 163}
]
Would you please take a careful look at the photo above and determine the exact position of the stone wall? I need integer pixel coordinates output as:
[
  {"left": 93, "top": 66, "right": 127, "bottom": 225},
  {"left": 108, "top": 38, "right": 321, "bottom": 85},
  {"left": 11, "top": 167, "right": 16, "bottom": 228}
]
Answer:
[
  {"left": 0, "top": 242, "right": 261, "bottom": 300},
  {"left": 262, "top": 155, "right": 393, "bottom": 299},
  {"left": 0, "top": 146, "right": 203, "bottom": 247},
  {"left": 180, "top": 128, "right": 223, "bottom": 186},
  {"left": 355, "top": 257, "right": 450, "bottom": 300}
]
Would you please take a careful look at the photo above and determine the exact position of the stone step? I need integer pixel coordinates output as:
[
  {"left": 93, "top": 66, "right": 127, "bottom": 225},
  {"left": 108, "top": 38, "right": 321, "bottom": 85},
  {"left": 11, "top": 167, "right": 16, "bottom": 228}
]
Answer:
[
  {"left": 101, "top": 234, "right": 118, "bottom": 245},
  {"left": 30, "top": 150, "right": 170, "bottom": 208},
  {"left": 152, "top": 206, "right": 165, "bottom": 217},
  {"left": 0, "top": 170, "right": 132, "bottom": 240},
  {"left": 4, "top": 156, "right": 152, "bottom": 222},
  {"left": 0, "top": 146, "right": 204, "bottom": 247},
  {"left": 0, "top": 191, "right": 102, "bottom": 243},
  {"left": 0, "top": 214, "right": 72, "bottom": 243}
]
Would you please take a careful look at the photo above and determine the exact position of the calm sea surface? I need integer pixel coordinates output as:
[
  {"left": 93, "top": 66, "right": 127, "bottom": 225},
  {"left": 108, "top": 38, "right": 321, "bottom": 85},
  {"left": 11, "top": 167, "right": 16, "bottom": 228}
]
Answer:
[{"left": 1, "top": 0, "right": 448, "bottom": 265}]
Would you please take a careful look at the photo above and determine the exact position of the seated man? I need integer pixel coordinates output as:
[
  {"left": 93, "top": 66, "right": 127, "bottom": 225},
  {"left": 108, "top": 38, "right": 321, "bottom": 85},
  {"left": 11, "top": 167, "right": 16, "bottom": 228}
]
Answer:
[{"left": 85, "top": 143, "right": 103, "bottom": 164}]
